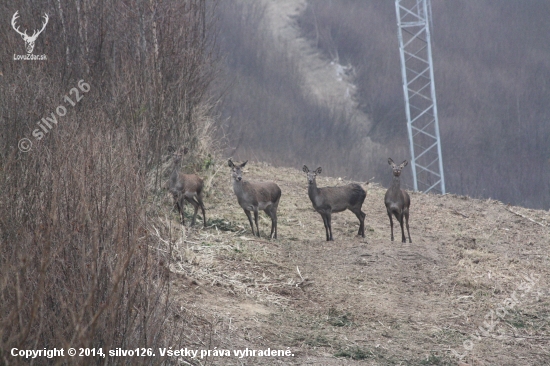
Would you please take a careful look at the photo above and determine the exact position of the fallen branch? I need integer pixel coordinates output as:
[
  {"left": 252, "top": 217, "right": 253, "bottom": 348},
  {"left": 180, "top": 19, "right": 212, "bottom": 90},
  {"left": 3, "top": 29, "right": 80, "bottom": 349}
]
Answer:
[
  {"left": 296, "top": 266, "right": 304, "bottom": 281},
  {"left": 506, "top": 335, "right": 550, "bottom": 340},
  {"left": 505, "top": 205, "right": 546, "bottom": 227},
  {"left": 451, "top": 209, "right": 469, "bottom": 218}
]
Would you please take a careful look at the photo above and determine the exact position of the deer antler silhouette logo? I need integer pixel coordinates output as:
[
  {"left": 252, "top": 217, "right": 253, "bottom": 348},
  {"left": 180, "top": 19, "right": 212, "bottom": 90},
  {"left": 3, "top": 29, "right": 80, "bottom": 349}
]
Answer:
[{"left": 11, "top": 11, "right": 49, "bottom": 54}]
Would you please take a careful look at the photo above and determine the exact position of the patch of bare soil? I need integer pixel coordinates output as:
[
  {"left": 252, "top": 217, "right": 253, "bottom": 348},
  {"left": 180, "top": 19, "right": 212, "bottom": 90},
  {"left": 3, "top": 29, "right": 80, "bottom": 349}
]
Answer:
[{"left": 152, "top": 161, "right": 550, "bottom": 365}]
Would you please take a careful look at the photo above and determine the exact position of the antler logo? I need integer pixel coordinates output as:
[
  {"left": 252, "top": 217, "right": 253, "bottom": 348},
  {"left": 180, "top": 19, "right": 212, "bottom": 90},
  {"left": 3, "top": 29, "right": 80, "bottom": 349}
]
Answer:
[{"left": 11, "top": 11, "right": 49, "bottom": 54}]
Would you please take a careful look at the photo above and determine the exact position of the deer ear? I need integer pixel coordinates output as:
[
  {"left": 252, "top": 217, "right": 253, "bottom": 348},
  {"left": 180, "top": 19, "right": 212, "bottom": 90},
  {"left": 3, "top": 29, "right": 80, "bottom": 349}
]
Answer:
[
  {"left": 228, "top": 159, "right": 234, "bottom": 167},
  {"left": 315, "top": 167, "right": 322, "bottom": 175},
  {"left": 388, "top": 158, "right": 395, "bottom": 166},
  {"left": 241, "top": 160, "right": 248, "bottom": 168},
  {"left": 302, "top": 165, "right": 309, "bottom": 173},
  {"left": 401, "top": 160, "right": 408, "bottom": 168}
]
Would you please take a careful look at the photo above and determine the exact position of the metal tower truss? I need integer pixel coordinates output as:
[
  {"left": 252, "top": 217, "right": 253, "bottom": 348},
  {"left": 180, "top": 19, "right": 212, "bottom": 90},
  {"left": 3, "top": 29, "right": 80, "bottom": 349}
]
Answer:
[{"left": 395, "top": 0, "right": 445, "bottom": 194}]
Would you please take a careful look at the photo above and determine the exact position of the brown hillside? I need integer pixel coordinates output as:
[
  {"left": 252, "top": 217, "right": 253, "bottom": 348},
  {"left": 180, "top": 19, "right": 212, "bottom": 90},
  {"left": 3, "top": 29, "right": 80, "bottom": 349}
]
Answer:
[{"left": 154, "top": 161, "right": 550, "bottom": 365}]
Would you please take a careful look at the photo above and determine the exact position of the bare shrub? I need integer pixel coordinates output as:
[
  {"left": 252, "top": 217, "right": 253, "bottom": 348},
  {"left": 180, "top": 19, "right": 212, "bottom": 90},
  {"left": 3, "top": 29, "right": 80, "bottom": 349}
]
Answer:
[
  {"left": 0, "top": 0, "right": 219, "bottom": 364},
  {"left": 0, "top": 117, "right": 169, "bottom": 364}
]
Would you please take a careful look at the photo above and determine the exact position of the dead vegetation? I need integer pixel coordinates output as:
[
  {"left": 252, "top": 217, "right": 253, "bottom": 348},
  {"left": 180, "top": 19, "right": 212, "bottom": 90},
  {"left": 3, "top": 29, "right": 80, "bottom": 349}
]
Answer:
[
  {"left": 0, "top": 1, "right": 218, "bottom": 364},
  {"left": 150, "top": 160, "right": 550, "bottom": 365}
]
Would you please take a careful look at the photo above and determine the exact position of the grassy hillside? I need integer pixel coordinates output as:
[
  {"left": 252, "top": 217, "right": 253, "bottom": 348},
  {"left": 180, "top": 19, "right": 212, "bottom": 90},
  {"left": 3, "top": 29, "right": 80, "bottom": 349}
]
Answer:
[{"left": 154, "top": 160, "right": 550, "bottom": 365}]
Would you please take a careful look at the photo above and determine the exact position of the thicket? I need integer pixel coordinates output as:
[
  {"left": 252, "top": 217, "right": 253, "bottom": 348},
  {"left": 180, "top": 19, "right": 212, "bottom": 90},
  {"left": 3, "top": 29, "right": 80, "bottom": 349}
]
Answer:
[
  {"left": 0, "top": 0, "right": 217, "bottom": 364},
  {"left": 298, "top": 0, "right": 550, "bottom": 208}
]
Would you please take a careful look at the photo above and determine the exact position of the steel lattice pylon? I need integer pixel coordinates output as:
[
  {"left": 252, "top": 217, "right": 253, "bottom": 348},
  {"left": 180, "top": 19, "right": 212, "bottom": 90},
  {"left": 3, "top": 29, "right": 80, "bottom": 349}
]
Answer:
[{"left": 395, "top": 0, "right": 445, "bottom": 194}]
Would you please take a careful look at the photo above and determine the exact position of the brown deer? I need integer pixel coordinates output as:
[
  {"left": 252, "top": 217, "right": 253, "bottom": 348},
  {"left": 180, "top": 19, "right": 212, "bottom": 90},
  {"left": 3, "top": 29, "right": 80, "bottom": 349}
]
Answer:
[
  {"left": 167, "top": 147, "right": 206, "bottom": 227},
  {"left": 384, "top": 158, "right": 411, "bottom": 243},
  {"left": 228, "top": 159, "right": 281, "bottom": 239},
  {"left": 302, "top": 166, "right": 366, "bottom": 241}
]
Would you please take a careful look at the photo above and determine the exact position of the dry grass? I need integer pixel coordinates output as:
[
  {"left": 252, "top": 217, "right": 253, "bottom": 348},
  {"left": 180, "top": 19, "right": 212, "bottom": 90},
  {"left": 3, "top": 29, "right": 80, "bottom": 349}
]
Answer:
[{"left": 151, "top": 159, "right": 550, "bottom": 365}]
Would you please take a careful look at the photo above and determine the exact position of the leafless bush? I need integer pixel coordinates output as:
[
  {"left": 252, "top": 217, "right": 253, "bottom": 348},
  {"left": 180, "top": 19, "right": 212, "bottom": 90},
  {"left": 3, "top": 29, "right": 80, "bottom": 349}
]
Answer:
[
  {"left": 0, "top": 0, "right": 219, "bottom": 364},
  {"left": 1, "top": 120, "right": 160, "bottom": 364}
]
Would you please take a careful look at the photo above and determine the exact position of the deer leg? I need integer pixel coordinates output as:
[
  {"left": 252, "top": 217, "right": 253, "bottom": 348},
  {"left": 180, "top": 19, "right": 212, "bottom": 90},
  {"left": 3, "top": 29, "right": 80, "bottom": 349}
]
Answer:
[
  {"left": 244, "top": 210, "right": 255, "bottom": 236},
  {"left": 265, "top": 207, "right": 277, "bottom": 239},
  {"left": 172, "top": 197, "right": 179, "bottom": 212},
  {"left": 186, "top": 197, "right": 199, "bottom": 226},
  {"left": 404, "top": 209, "right": 411, "bottom": 243},
  {"left": 272, "top": 206, "right": 278, "bottom": 239},
  {"left": 398, "top": 213, "right": 406, "bottom": 243},
  {"left": 196, "top": 194, "right": 207, "bottom": 227},
  {"left": 321, "top": 214, "right": 330, "bottom": 241},
  {"left": 178, "top": 196, "right": 186, "bottom": 226},
  {"left": 387, "top": 210, "right": 394, "bottom": 241},
  {"left": 173, "top": 194, "right": 184, "bottom": 225},
  {"left": 352, "top": 209, "right": 366, "bottom": 237},
  {"left": 253, "top": 209, "right": 260, "bottom": 237},
  {"left": 174, "top": 200, "right": 181, "bottom": 221},
  {"left": 327, "top": 213, "right": 334, "bottom": 241}
]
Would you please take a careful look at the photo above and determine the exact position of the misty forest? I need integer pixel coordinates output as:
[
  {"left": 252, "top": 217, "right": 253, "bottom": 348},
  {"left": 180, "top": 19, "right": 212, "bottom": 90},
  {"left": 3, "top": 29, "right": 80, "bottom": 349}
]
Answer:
[{"left": 1, "top": 0, "right": 549, "bottom": 365}]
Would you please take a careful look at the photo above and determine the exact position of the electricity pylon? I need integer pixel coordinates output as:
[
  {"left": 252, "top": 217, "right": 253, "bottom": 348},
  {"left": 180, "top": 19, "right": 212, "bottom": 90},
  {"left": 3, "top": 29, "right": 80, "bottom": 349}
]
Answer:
[{"left": 395, "top": 0, "right": 445, "bottom": 194}]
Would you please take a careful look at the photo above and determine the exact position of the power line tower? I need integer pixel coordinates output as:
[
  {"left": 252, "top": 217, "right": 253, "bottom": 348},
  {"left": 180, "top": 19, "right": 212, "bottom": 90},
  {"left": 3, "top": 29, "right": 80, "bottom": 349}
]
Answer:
[{"left": 395, "top": 0, "right": 445, "bottom": 194}]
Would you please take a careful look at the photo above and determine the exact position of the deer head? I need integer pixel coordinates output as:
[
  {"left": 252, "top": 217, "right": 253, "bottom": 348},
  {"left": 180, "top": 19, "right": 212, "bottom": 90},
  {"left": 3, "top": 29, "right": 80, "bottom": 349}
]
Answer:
[{"left": 11, "top": 11, "right": 49, "bottom": 54}]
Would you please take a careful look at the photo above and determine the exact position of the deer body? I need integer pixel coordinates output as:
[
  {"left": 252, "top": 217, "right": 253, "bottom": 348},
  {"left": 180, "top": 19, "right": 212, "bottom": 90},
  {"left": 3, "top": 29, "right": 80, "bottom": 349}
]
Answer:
[
  {"left": 168, "top": 147, "right": 206, "bottom": 226},
  {"left": 384, "top": 158, "right": 411, "bottom": 243},
  {"left": 228, "top": 160, "right": 281, "bottom": 239},
  {"left": 303, "top": 166, "right": 366, "bottom": 241}
]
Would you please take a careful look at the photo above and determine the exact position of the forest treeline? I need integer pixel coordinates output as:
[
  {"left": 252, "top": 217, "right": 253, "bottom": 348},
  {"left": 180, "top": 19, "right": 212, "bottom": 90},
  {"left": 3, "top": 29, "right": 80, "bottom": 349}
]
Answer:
[{"left": 216, "top": 0, "right": 550, "bottom": 209}]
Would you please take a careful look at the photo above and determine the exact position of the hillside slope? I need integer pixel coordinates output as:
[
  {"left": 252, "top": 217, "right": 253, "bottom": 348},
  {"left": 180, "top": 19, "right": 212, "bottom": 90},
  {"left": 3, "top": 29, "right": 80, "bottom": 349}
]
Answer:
[{"left": 155, "top": 161, "right": 550, "bottom": 365}]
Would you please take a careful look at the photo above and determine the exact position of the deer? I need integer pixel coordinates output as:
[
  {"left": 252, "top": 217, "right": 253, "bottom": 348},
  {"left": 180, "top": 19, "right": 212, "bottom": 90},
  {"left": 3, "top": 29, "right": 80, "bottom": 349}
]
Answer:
[
  {"left": 302, "top": 166, "right": 366, "bottom": 241},
  {"left": 228, "top": 159, "right": 281, "bottom": 239},
  {"left": 167, "top": 147, "right": 206, "bottom": 227},
  {"left": 384, "top": 158, "right": 411, "bottom": 243},
  {"left": 11, "top": 11, "right": 49, "bottom": 54}
]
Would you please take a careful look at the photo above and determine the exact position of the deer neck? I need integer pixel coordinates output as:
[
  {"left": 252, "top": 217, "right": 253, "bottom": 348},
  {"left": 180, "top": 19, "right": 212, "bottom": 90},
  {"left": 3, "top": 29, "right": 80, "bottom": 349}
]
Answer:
[
  {"left": 308, "top": 179, "right": 320, "bottom": 201},
  {"left": 170, "top": 159, "right": 180, "bottom": 187},
  {"left": 232, "top": 177, "right": 245, "bottom": 196},
  {"left": 390, "top": 175, "right": 402, "bottom": 192}
]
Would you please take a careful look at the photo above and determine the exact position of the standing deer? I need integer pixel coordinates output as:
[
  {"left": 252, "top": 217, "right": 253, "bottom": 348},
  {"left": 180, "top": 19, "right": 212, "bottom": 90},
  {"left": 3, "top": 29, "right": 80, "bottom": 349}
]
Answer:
[
  {"left": 167, "top": 147, "right": 206, "bottom": 227},
  {"left": 384, "top": 158, "right": 411, "bottom": 243},
  {"left": 228, "top": 160, "right": 281, "bottom": 239},
  {"left": 302, "top": 166, "right": 366, "bottom": 241}
]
